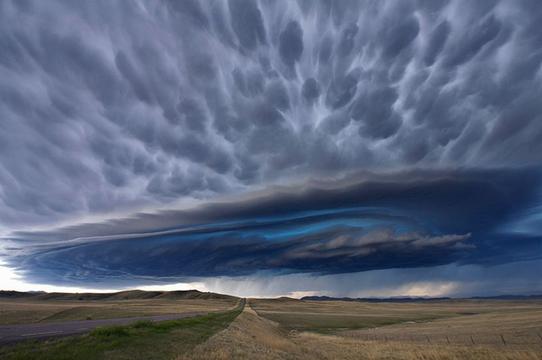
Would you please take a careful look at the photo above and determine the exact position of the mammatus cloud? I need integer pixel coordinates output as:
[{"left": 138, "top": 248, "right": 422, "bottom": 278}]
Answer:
[{"left": 1, "top": 0, "right": 542, "bottom": 229}]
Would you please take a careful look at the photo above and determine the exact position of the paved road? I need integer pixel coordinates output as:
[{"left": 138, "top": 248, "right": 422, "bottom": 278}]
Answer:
[{"left": 0, "top": 312, "right": 204, "bottom": 345}]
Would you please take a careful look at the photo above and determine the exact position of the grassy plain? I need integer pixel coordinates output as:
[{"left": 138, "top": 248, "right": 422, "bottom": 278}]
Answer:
[
  {"left": 182, "top": 299, "right": 542, "bottom": 360},
  {"left": 2, "top": 292, "right": 541, "bottom": 359},
  {"left": 0, "top": 290, "right": 238, "bottom": 324},
  {"left": 342, "top": 301, "right": 542, "bottom": 347},
  {"left": 0, "top": 300, "right": 244, "bottom": 360},
  {"left": 250, "top": 298, "right": 542, "bottom": 336}
]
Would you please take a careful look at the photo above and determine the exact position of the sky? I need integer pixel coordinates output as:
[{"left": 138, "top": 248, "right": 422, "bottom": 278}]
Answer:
[{"left": 0, "top": 0, "right": 541, "bottom": 298}]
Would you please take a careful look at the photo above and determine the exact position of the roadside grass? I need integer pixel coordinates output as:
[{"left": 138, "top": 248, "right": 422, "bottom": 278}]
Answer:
[{"left": 0, "top": 303, "right": 244, "bottom": 360}]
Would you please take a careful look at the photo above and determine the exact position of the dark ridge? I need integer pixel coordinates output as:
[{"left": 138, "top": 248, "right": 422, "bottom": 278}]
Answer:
[
  {"left": 468, "top": 295, "right": 542, "bottom": 300},
  {"left": 300, "top": 296, "right": 451, "bottom": 303},
  {"left": 0, "top": 290, "right": 44, "bottom": 299},
  {"left": 273, "top": 296, "right": 302, "bottom": 302},
  {"left": 301, "top": 295, "right": 542, "bottom": 302},
  {"left": 0, "top": 289, "right": 238, "bottom": 301}
]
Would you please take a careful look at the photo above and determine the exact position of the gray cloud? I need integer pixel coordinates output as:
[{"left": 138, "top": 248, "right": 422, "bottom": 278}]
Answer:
[
  {"left": 0, "top": 0, "right": 542, "bottom": 234},
  {"left": 283, "top": 230, "right": 471, "bottom": 262},
  {"left": 200, "top": 259, "right": 542, "bottom": 299},
  {"left": 424, "top": 20, "right": 450, "bottom": 66},
  {"left": 3, "top": 168, "right": 541, "bottom": 287},
  {"left": 228, "top": 0, "right": 266, "bottom": 50},
  {"left": 443, "top": 15, "right": 501, "bottom": 68},
  {"left": 301, "top": 78, "right": 320, "bottom": 102},
  {"left": 279, "top": 21, "right": 303, "bottom": 67}
]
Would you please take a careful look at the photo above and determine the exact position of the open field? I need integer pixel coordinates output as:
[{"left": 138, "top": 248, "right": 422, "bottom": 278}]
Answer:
[
  {"left": 1, "top": 293, "right": 541, "bottom": 359},
  {"left": 0, "top": 290, "right": 238, "bottom": 325},
  {"left": 182, "top": 300, "right": 542, "bottom": 360},
  {"left": 250, "top": 298, "right": 542, "bottom": 338},
  {"left": 342, "top": 302, "right": 542, "bottom": 347},
  {"left": 250, "top": 297, "right": 453, "bottom": 333},
  {"left": 0, "top": 300, "right": 245, "bottom": 360}
]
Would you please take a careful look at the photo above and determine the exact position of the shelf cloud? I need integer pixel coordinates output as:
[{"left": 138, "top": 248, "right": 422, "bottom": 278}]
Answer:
[{"left": 5, "top": 168, "right": 541, "bottom": 288}]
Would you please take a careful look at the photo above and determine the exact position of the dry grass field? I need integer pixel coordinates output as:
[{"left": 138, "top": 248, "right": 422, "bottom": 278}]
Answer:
[
  {"left": 2, "top": 291, "right": 541, "bottom": 359},
  {"left": 182, "top": 299, "right": 542, "bottom": 360},
  {"left": 0, "top": 290, "right": 238, "bottom": 324},
  {"left": 342, "top": 302, "right": 542, "bottom": 347},
  {"left": 249, "top": 298, "right": 542, "bottom": 334}
]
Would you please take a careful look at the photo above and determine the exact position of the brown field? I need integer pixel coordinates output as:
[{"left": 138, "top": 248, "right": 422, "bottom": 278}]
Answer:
[
  {"left": 0, "top": 293, "right": 238, "bottom": 324},
  {"left": 2, "top": 292, "right": 542, "bottom": 359},
  {"left": 342, "top": 302, "right": 542, "bottom": 347},
  {"left": 181, "top": 298, "right": 542, "bottom": 360}
]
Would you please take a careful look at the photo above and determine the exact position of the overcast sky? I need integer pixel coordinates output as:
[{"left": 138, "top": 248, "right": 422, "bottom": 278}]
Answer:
[{"left": 1, "top": 0, "right": 541, "bottom": 297}]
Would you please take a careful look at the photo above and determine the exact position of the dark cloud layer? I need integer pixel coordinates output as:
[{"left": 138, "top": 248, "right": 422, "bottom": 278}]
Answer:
[
  {"left": 1, "top": 0, "right": 542, "bottom": 229},
  {"left": 1, "top": 1, "right": 542, "bottom": 293},
  {"left": 5, "top": 168, "right": 541, "bottom": 285}
]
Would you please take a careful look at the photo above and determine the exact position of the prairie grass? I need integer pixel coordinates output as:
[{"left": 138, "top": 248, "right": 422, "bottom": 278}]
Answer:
[
  {"left": 251, "top": 298, "right": 542, "bottom": 337},
  {"left": 0, "top": 303, "right": 244, "bottom": 360},
  {"left": 341, "top": 303, "right": 542, "bottom": 348},
  {"left": 3, "top": 297, "right": 541, "bottom": 359},
  {"left": 182, "top": 300, "right": 542, "bottom": 360},
  {"left": 0, "top": 298, "right": 238, "bottom": 325}
]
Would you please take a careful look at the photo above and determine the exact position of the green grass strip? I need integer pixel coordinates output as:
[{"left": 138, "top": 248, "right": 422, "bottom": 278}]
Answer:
[{"left": 0, "top": 301, "right": 244, "bottom": 360}]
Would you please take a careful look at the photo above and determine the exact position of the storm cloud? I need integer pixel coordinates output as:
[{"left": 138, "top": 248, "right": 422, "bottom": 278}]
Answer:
[
  {"left": 3, "top": 168, "right": 541, "bottom": 286},
  {"left": 1, "top": 0, "right": 542, "bottom": 229},
  {"left": 1, "top": 0, "right": 542, "bottom": 294}
]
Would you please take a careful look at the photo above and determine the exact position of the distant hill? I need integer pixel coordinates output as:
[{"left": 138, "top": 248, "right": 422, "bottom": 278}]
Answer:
[
  {"left": 301, "top": 295, "right": 451, "bottom": 303},
  {"left": 0, "top": 289, "right": 238, "bottom": 301},
  {"left": 272, "top": 296, "right": 303, "bottom": 303},
  {"left": 468, "top": 294, "right": 542, "bottom": 300},
  {"left": 301, "top": 294, "right": 542, "bottom": 302}
]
